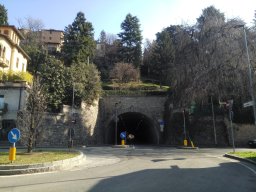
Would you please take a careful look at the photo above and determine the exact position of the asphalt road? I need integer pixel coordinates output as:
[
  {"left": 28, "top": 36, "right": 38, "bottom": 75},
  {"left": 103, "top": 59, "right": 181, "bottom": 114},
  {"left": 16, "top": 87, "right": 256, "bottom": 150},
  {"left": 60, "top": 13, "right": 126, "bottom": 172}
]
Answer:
[{"left": 0, "top": 146, "right": 256, "bottom": 192}]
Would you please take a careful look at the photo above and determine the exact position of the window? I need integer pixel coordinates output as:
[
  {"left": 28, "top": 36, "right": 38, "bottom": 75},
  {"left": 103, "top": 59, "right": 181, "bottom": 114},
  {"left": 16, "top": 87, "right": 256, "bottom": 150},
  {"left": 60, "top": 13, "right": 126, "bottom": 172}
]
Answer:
[
  {"left": 1, "top": 120, "right": 16, "bottom": 141},
  {"left": 0, "top": 44, "right": 2, "bottom": 57},
  {"left": 49, "top": 37, "right": 52, "bottom": 40},
  {"left": 16, "top": 58, "right": 19, "bottom": 68},
  {"left": 3, "top": 47, "right": 5, "bottom": 58},
  {"left": 22, "top": 63, "right": 25, "bottom": 71},
  {"left": 4, "top": 30, "right": 9, "bottom": 35}
]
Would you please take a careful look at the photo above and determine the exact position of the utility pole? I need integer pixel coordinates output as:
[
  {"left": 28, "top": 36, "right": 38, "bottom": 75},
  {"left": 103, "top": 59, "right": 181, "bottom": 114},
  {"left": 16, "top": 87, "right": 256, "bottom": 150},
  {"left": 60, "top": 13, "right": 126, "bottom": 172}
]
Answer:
[{"left": 234, "top": 25, "right": 256, "bottom": 125}]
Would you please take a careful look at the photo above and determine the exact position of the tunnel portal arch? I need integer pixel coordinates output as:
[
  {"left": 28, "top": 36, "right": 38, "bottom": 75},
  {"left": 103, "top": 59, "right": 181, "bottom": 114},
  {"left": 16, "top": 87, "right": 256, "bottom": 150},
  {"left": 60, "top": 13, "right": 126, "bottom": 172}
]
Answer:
[
  {"left": 106, "top": 112, "right": 159, "bottom": 145},
  {"left": 100, "top": 96, "right": 167, "bottom": 145}
]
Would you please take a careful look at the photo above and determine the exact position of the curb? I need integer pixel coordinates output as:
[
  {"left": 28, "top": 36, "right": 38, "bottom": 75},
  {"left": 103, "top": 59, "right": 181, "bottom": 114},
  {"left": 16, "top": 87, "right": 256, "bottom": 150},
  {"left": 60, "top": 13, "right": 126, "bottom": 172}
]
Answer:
[
  {"left": 112, "top": 145, "right": 131, "bottom": 148},
  {"left": 224, "top": 153, "right": 256, "bottom": 166},
  {"left": 0, "top": 150, "right": 85, "bottom": 176},
  {"left": 176, "top": 146, "right": 199, "bottom": 150}
]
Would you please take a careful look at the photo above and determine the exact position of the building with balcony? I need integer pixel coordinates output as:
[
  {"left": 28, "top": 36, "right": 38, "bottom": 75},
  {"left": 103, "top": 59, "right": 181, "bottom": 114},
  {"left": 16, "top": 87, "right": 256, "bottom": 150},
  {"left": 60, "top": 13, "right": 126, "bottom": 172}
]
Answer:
[{"left": 0, "top": 25, "right": 30, "bottom": 141}]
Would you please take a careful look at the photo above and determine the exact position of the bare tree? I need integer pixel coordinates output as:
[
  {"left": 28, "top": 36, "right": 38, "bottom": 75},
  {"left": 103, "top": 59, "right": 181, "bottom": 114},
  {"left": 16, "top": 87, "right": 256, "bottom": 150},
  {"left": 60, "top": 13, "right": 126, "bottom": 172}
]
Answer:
[
  {"left": 17, "top": 77, "right": 47, "bottom": 153},
  {"left": 110, "top": 62, "right": 140, "bottom": 83},
  {"left": 17, "top": 16, "right": 44, "bottom": 48}
]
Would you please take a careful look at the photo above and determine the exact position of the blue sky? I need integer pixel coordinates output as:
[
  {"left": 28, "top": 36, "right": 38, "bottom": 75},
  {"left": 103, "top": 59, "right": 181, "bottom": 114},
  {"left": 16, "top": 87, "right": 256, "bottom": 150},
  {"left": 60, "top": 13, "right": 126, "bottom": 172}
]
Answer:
[{"left": 1, "top": 0, "right": 256, "bottom": 42}]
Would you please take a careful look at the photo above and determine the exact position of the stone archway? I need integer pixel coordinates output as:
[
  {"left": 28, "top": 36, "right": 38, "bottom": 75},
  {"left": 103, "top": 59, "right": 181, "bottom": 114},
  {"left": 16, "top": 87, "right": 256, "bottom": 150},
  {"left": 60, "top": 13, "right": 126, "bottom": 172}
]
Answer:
[{"left": 105, "top": 112, "right": 159, "bottom": 145}]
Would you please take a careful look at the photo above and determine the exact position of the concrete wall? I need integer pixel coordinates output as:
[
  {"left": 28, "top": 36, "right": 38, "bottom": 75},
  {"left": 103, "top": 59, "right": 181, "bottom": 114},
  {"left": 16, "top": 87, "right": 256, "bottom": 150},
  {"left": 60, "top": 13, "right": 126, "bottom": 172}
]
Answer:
[{"left": 0, "top": 82, "right": 28, "bottom": 120}]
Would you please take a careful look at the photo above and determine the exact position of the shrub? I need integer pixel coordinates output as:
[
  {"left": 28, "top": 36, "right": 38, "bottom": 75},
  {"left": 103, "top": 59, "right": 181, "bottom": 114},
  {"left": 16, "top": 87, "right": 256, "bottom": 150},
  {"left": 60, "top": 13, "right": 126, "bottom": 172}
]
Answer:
[
  {"left": 110, "top": 62, "right": 139, "bottom": 83},
  {"left": 0, "top": 70, "right": 33, "bottom": 84}
]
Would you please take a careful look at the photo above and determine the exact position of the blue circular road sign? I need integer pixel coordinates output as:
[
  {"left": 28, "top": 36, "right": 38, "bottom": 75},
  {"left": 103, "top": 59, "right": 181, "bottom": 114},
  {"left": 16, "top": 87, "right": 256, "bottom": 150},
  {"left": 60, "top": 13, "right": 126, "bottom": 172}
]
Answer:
[
  {"left": 8, "top": 128, "right": 21, "bottom": 143},
  {"left": 120, "top": 132, "right": 126, "bottom": 139}
]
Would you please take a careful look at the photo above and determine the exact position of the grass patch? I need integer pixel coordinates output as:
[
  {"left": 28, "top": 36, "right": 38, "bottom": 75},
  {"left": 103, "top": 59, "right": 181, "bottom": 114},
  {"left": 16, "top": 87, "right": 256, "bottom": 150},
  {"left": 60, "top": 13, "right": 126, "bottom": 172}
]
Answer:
[
  {"left": 0, "top": 150, "right": 80, "bottom": 165},
  {"left": 229, "top": 151, "right": 256, "bottom": 163}
]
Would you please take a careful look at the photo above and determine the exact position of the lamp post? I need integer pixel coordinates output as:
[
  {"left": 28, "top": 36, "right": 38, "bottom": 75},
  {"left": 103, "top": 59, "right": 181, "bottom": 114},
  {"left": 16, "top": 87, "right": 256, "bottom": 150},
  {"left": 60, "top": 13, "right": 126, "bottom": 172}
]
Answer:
[
  {"left": 114, "top": 102, "right": 120, "bottom": 145},
  {"left": 234, "top": 24, "right": 256, "bottom": 125}
]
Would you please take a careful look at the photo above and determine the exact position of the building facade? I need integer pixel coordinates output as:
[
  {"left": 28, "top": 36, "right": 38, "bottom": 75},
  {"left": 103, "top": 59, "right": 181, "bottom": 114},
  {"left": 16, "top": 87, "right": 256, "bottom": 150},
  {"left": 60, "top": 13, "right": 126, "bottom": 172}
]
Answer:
[
  {"left": 0, "top": 25, "right": 30, "bottom": 141},
  {"left": 0, "top": 25, "right": 29, "bottom": 72},
  {"left": 40, "top": 29, "right": 64, "bottom": 53}
]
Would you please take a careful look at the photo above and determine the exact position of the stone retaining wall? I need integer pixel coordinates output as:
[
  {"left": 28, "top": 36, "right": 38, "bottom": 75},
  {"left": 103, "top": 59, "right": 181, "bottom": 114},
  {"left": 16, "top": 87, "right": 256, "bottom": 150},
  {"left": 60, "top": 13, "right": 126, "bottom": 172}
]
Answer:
[{"left": 36, "top": 100, "right": 100, "bottom": 147}]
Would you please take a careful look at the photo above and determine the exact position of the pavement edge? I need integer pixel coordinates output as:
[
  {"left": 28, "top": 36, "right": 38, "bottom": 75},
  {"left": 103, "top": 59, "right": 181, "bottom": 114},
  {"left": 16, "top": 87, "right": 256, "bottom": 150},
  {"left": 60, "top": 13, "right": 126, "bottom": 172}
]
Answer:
[
  {"left": 224, "top": 153, "right": 256, "bottom": 165},
  {"left": 0, "top": 150, "right": 86, "bottom": 176}
]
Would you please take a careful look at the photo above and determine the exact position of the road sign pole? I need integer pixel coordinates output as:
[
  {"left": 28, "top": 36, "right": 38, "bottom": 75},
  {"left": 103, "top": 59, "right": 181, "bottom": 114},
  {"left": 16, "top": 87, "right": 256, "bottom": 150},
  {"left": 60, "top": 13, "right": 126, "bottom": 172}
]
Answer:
[
  {"left": 228, "top": 100, "right": 235, "bottom": 153},
  {"left": 8, "top": 128, "right": 21, "bottom": 163},
  {"left": 9, "top": 144, "right": 16, "bottom": 162},
  {"left": 183, "top": 109, "right": 187, "bottom": 146}
]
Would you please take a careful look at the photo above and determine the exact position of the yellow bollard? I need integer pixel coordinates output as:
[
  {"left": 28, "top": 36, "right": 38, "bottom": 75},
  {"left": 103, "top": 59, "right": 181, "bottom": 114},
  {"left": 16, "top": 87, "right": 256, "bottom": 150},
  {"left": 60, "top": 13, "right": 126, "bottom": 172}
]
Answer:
[
  {"left": 183, "top": 139, "right": 188, "bottom": 147},
  {"left": 9, "top": 147, "right": 16, "bottom": 162},
  {"left": 121, "top": 139, "right": 125, "bottom": 145}
]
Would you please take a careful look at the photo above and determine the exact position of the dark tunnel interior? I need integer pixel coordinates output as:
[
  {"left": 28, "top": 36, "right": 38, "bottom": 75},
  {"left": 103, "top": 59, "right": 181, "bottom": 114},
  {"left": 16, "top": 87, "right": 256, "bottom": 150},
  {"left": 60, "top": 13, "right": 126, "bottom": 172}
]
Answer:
[{"left": 106, "top": 112, "right": 158, "bottom": 145}]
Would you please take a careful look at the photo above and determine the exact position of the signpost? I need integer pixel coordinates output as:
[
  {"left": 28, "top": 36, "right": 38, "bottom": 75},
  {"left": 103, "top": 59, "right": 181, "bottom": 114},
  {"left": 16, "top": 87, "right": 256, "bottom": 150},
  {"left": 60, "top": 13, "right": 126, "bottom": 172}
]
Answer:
[
  {"left": 159, "top": 120, "right": 164, "bottom": 132},
  {"left": 8, "top": 128, "right": 21, "bottom": 162},
  {"left": 243, "top": 100, "right": 254, "bottom": 108},
  {"left": 120, "top": 131, "right": 126, "bottom": 145}
]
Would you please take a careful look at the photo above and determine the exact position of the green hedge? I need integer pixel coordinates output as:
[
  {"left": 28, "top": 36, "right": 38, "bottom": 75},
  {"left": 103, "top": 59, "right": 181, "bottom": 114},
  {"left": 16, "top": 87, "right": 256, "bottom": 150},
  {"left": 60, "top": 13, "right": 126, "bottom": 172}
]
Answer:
[
  {"left": 0, "top": 70, "right": 33, "bottom": 84},
  {"left": 102, "top": 82, "right": 169, "bottom": 91},
  {"left": 103, "top": 89, "right": 169, "bottom": 96}
]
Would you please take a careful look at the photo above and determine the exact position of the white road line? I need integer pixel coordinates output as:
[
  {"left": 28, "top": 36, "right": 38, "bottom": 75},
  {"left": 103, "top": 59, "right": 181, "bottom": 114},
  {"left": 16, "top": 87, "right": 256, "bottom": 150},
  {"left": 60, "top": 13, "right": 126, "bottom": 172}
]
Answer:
[
  {"left": 205, "top": 154, "right": 256, "bottom": 175},
  {"left": 238, "top": 162, "right": 256, "bottom": 175}
]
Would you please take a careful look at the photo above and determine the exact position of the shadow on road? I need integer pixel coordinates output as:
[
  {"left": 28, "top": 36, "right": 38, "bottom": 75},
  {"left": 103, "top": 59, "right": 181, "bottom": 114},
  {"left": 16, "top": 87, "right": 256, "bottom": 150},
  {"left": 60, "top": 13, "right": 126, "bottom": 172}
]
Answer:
[{"left": 88, "top": 162, "right": 256, "bottom": 192}]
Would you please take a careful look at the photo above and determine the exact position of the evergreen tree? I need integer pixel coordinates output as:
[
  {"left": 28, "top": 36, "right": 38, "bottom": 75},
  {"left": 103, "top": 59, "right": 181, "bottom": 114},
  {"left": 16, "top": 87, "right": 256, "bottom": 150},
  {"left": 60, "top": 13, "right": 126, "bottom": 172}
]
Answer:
[
  {"left": 62, "top": 12, "right": 96, "bottom": 66},
  {"left": 151, "top": 29, "right": 175, "bottom": 84},
  {"left": 70, "top": 63, "right": 101, "bottom": 105},
  {"left": 99, "top": 30, "right": 107, "bottom": 43},
  {"left": 40, "top": 56, "right": 66, "bottom": 111},
  {"left": 0, "top": 4, "right": 8, "bottom": 25},
  {"left": 118, "top": 13, "right": 142, "bottom": 68}
]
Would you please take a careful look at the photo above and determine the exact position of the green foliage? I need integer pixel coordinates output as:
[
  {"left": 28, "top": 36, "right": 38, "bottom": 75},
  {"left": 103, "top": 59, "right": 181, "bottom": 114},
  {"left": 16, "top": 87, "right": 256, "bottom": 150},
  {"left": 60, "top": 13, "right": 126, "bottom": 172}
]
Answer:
[
  {"left": 93, "top": 35, "right": 121, "bottom": 81},
  {"left": 70, "top": 62, "right": 101, "bottom": 105},
  {"left": 0, "top": 70, "right": 33, "bottom": 83},
  {"left": 40, "top": 56, "right": 67, "bottom": 111},
  {"left": 102, "top": 81, "right": 169, "bottom": 96},
  {"left": 0, "top": 150, "right": 79, "bottom": 165},
  {"left": 0, "top": 4, "right": 8, "bottom": 25},
  {"left": 63, "top": 12, "right": 96, "bottom": 66},
  {"left": 118, "top": 13, "right": 142, "bottom": 68},
  {"left": 144, "top": 29, "right": 175, "bottom": 85},
  {"left": 23, "top": 47, "right": 48, "bottom": 75},
  {"left": 155, "top": 30, "right": 175, "bottom": 84}
]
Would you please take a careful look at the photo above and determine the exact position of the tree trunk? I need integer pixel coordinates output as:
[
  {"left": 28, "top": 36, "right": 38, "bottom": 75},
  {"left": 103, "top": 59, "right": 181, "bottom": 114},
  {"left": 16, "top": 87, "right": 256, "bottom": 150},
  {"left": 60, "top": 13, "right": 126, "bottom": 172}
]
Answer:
[{"left": 27, "top": 135, "right": 33, "bottom": 153}]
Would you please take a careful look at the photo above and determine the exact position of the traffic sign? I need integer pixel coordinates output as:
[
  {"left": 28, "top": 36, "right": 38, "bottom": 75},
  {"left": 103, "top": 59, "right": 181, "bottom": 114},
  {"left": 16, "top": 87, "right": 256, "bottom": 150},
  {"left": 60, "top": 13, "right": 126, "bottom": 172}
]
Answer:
[
  {"left": 120, "top": 132, "right": 126, "bottom": 139},
  {"left": 243, "top": 101, "right": 254, "bottom": 108},
  {"left": 159, "top": 120, "right": 164, "bottom": 132},
  {"left": 8, "top": 128, "right": 21, "bottom": 143}
]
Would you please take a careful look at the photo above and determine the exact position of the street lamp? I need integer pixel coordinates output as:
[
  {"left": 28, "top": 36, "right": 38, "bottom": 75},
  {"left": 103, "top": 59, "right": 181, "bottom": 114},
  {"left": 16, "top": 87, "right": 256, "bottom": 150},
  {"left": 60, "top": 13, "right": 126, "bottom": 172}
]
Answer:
[
  {"left": 234, "top": 24, "right": 256, "bottom": 125},
  {"left": 114, "top": 102, "right": 120, "bottom": 145}
]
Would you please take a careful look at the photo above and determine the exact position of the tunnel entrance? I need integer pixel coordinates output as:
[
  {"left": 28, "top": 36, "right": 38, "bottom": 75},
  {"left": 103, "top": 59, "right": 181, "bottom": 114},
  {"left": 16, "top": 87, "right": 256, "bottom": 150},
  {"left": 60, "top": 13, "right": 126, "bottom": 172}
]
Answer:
[{"left": 106, "top": 112, "right": 158, "bottom": 145}]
